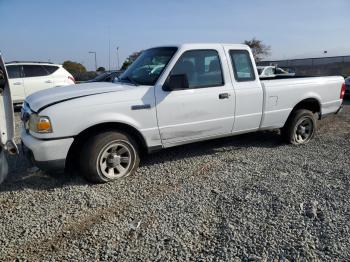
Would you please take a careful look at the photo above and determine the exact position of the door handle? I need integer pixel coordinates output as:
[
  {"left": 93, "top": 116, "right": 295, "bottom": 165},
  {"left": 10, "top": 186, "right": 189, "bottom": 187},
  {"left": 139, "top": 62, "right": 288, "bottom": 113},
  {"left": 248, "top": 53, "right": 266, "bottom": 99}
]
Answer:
[
  {"left": 45, "top": 80, "right": 52, "bottom": 83},
  {"left": 219, "top": 93, "right": 230, "bottom": 99},
  {"left": 13, "top": 82, "right": 22, "bottom": 85}
]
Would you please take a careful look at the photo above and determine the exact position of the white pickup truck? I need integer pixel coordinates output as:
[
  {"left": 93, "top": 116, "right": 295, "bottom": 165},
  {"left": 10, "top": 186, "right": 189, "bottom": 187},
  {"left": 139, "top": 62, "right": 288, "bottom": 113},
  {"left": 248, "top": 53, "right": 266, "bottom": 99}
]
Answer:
[{"left": 0, "top": 44, "right": 345, "bottom": 183}]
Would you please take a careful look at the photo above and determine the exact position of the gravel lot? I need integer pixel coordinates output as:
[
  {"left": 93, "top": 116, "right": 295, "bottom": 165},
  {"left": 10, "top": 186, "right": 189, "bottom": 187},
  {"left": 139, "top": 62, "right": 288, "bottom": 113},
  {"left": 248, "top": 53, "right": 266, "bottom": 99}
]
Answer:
[{"left": 0, "top": 100, "right": 349, "bottom": 261}]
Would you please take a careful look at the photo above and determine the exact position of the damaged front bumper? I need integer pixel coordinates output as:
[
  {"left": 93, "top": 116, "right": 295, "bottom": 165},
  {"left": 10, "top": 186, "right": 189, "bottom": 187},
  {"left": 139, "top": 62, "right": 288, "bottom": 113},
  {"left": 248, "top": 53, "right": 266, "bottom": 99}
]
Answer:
[{"left": 21, "top": 129, "right": 73, "bottom": 172}]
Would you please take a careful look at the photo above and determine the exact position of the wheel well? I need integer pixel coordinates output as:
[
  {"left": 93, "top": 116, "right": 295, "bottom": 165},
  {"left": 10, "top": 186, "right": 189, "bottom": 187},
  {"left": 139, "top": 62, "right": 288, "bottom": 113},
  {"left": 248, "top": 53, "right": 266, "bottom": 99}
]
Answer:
[
  {"left": 290, "top": 98, "right": 321, "bottom": 119},
  {"left": 65, "top": 122, "right": 147, "bottom": 172},
  {"left": 282, "top": 98, "right": 321, "bottom": 129},
  {"left": 293, "top": 98, "right": 320, "bottom": 113}
]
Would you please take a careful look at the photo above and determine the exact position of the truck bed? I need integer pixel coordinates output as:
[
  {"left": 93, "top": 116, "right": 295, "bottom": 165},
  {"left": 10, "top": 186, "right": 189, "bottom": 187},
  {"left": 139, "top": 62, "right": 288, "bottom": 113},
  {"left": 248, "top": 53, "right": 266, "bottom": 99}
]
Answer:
[{"left": 260, "top": 76, "right": 343, "bottom": 129}]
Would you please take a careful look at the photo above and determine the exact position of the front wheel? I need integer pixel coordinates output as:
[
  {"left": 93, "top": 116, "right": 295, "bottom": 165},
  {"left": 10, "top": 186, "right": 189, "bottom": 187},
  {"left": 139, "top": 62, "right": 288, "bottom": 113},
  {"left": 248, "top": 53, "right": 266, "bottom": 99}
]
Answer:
[
  {"left": 80, "top": 131, "right": 140, "bottom": 183},
  {"left": 282, "top": 109, "right": 316, "bottom": 145}
]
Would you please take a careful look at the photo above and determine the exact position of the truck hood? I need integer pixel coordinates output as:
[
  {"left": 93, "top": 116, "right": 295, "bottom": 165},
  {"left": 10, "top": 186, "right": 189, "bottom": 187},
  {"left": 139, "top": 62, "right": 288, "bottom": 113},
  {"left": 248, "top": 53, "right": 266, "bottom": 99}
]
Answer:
[{"left": 26, "top": 82, "right": 136, "bottom": 112}]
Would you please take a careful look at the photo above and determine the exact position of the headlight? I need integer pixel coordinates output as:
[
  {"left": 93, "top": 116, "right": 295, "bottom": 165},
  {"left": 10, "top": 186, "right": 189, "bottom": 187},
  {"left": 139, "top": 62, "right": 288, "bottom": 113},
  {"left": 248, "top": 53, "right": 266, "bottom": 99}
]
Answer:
[{"left": 29, "top": 114, "right": 53, "bottom": 133}]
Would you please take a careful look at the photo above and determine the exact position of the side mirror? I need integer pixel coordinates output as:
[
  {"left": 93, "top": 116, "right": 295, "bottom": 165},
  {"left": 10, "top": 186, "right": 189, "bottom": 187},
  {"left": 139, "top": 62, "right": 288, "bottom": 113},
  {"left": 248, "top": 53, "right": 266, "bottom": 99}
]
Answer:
[{"left": 163, "top": 74, "right": 189, "bottom": 91}]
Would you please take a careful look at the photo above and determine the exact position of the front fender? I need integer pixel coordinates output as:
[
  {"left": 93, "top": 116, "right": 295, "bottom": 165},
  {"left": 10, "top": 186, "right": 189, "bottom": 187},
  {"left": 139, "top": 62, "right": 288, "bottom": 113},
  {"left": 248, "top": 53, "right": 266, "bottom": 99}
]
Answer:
[
  {"left": 31, "top": 98, "right": 161, "bottom": 148},
  {"left": 75, "top": 112, "right": 142, "bottom": 134}
]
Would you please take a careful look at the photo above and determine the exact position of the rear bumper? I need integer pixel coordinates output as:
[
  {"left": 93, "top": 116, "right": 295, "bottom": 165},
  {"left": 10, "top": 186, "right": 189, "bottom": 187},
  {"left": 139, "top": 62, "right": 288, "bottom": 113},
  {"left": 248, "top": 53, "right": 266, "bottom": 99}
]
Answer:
[
  {"left": 320, "top": 104, "right": 343, "bottom": 119},
  {"left": 21, "top": 129, "right": 73, "bottom": 172},
  {"left": 335, "top": 105, "right": 343, "bottom": 114}
]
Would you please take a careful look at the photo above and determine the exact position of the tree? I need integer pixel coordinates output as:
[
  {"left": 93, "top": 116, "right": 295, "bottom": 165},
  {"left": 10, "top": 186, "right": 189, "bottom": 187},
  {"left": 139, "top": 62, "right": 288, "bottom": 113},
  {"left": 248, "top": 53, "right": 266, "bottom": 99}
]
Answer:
[
  {"left": 121, "top": 51, "right": 143, "bottom": 70},
  {"left": 62, "top": 61, "right": 87, "bottom": 77},
  {"left": 121, "top": 60, "right": 131, "bottom": 71},
  {"left": 97, "top": 66, "right": 106, "bottom": 72},
  {"left": 243, "top": 38, "right": 271, "bottom": 62}
]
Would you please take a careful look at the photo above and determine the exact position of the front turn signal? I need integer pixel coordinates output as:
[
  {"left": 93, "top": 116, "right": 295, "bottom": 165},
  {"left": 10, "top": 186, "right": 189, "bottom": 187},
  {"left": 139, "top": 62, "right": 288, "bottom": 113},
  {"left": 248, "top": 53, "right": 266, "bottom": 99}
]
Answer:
[
  {"left": 37, "top": 118, "right": 52, "bottom": 133},
  {"left": 29, "top": 114, "right": 53, "bottom": 133}
]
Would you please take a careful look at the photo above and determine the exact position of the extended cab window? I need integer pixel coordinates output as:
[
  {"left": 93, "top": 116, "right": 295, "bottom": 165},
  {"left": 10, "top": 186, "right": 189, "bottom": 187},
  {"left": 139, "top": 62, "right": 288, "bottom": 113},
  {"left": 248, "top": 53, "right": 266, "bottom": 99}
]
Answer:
[
  {"left": 23, "top": 65, "right": 49, "bottom": 78},
  {"left": 170, "top": 50, "right": 224, "bottom": 89},
  {"left": 6, "top": 65, "right": 22, "bottom": 79},
  {"left": 229, "top": 50, "right": 256, "bottom": 82}
]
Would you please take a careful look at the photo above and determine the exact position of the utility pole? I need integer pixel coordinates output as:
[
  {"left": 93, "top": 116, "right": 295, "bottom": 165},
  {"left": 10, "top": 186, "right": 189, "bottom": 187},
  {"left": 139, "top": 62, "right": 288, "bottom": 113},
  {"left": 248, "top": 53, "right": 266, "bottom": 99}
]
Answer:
[
  {"left": 108, "top": 27, "right": 111, "bottom": 71},
  {"left": 116, "top": 47, "right": 120, "bottom": 70},
  {"left": 88, "top": 51, "right": 97, "bottom": 70},
  {"left": 108, "top": 39, "right": 111, "bottom": 71}
]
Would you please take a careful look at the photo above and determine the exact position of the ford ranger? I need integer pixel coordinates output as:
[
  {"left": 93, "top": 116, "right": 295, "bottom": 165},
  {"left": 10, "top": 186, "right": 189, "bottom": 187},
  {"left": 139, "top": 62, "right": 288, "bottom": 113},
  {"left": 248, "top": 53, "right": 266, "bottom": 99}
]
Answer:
[{"left": 0, "top": 44, "right": 345, "bottom": 183}]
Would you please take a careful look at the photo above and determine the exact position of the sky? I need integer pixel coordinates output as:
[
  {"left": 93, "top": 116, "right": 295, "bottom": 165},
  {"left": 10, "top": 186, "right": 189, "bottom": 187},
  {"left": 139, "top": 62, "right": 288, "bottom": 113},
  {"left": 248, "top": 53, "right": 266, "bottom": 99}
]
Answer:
[{"left": 1, "top": 0, "right": 349, "bottom": 71}]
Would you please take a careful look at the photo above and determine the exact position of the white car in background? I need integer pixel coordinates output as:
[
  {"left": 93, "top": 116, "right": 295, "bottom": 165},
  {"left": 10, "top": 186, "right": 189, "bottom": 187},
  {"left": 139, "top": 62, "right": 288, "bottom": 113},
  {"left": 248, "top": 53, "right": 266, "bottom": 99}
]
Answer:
[
  {"left": 257, "top": 66, "right": 295, "bottom": 78},
  {"left": 6, "top": 62, "right": 75, "bottom": 104}
]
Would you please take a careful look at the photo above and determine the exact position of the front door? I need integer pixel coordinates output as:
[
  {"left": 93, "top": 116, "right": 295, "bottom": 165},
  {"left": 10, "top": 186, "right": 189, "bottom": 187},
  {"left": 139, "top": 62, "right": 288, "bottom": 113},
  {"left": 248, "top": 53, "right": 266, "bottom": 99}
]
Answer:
[
  {"left": 155, "top": 47, "right": 235, "bottom": 146},
  {"left": 22, "top": 64, "right": 53, "bottom": 97}
]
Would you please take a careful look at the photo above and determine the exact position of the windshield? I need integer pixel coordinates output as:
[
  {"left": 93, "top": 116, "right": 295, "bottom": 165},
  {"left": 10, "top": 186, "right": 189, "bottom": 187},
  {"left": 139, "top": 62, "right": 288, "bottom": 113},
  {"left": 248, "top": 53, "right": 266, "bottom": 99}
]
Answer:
[{"left": 119, "top": 47, "right": 178, "bottom": 85}]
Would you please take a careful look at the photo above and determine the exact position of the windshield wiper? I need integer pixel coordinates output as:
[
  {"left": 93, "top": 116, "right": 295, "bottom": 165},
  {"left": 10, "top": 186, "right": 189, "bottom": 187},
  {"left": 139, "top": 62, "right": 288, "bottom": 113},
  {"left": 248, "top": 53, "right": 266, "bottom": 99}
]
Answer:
[{"left": 119, "top": 76, "right": 139, "bottom": 86}]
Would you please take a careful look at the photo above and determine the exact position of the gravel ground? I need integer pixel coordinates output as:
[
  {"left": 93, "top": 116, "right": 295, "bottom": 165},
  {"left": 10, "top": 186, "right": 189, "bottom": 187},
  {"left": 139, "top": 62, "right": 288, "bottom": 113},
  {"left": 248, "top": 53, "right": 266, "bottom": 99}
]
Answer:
[{"left": 0, "top": 100, "right": 349, "bottom": 261}]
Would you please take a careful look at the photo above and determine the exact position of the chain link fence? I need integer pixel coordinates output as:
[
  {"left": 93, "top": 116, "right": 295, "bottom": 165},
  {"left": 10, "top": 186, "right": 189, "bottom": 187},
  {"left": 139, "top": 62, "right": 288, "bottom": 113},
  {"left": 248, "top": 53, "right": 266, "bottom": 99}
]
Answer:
[{"left": 258, "top": 56, "right": 350, "bottom": 77}]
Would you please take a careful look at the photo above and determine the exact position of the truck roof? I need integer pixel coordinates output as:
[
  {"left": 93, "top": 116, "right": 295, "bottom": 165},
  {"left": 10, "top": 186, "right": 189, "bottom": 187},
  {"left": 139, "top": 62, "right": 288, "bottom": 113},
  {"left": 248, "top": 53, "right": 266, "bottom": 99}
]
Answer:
[{"left": 151, "top": 43, "right": 250, "bottom": 50}]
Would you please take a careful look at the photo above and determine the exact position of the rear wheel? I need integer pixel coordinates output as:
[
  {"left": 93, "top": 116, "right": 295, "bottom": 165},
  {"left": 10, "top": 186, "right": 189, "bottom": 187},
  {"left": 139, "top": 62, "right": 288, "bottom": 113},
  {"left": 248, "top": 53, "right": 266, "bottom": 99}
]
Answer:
[
  {"left": 282, "top": 109, "right": 316, "bottom": 145},
  {"left": 80, "top": 131, "right": 140, "bottom": 183}
]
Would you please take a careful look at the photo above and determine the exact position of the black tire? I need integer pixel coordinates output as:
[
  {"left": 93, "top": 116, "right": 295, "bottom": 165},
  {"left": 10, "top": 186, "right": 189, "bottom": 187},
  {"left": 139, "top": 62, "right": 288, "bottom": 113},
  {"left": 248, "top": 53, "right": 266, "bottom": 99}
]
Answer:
[
  {"left": 80, "top": 131, "right": 140, "bottom": 183},
  {"left": 281, "top": 109, "right": 316, "bottom": 145}
]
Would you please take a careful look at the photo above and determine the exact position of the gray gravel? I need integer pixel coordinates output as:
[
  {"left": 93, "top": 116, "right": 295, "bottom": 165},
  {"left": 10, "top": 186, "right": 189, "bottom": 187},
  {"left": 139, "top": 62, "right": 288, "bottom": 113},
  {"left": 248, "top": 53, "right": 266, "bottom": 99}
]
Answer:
[{"left": 0, "top": 100, "right": 349, "bottom": 261}]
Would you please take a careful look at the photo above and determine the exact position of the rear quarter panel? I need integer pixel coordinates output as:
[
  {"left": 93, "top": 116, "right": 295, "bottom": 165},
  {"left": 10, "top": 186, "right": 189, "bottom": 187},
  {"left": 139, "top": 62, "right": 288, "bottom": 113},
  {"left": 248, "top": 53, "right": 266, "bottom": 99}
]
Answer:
[{"left": 260, "top": 76, "right": 343, "bottom": 128}]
